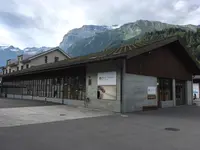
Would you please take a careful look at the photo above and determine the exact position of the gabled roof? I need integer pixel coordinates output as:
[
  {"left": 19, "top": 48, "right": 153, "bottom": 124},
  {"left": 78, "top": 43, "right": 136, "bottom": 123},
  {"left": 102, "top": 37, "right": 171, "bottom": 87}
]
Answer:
[
  {"left": 3, "top": 36, "right": 200, "bottom": 77},
  {"left": 21, "top": 47, "right": 70, "bottom": 63},
  {"left": 7, "top": 59, "right": 18, "bottom": 67}
]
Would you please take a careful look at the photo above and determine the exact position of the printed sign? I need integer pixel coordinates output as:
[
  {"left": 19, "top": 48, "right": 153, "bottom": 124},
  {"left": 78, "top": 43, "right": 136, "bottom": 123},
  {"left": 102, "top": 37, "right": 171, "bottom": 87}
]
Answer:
[
  {"left": 147, "top": 86, "right": 157, "bottom": 100},
  {"left": 97, "top": 72, "right": 117, "bottom": 100},
  {"left": 147, "top": 86, "right": 157, "bottom": 95},
  {"left": 97, "top": 72, "right": 116, "bottom": 86}
]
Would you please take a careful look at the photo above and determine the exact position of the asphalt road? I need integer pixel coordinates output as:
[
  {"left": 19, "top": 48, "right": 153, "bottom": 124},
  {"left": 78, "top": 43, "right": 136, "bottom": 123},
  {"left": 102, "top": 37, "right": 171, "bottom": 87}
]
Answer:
[{"left": 1, "top": 106, "right": 200, "bottom": 150}]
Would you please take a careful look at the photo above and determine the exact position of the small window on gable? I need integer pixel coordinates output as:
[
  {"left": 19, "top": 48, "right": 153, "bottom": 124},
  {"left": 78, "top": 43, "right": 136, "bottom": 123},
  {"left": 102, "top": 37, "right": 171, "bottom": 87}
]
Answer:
[
  {"left": 45, "top": 56, "right": 48, "bottom": 63},
  {"left": 54, "top": 57, "right": 59, "bottom": 62}
]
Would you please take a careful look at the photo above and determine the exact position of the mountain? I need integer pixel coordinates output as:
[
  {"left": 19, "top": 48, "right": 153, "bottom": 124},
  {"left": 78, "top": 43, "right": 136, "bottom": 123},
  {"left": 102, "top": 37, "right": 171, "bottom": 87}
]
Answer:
[
  {"left": 0, "top": 46, "right": 50, "bottom": 66},
  {"left": 60, "top": 20, "right": 199, "bottom": 57},
  {"left": 23, "top": 46, "right": 51, "bottom": 55},
  {"left": 1, "top": 20, "right": 200, "bottom": 66},
  {"left": 0, "top": 46, "right": 23, "bottom": 66},
  {"left": 59, "top": 25, "right": 113, "bottom": 54},
  {"left": 130, "top": 28, "right": 200, "bottom": 60}
]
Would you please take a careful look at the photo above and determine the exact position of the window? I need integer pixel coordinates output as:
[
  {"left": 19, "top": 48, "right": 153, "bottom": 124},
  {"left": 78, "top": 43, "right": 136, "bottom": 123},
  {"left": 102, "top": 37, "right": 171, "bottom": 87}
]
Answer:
[
  {"left": 17, "top": 67, "right": 19, "bottom": 71},
  {"left": 6, "top": 70, "right": 7, "bottom": 74},
  {"left": 63, "top": 75, "right": 86, "bottom": 100},
  {"left": 7, "top": 60, "right": 10, "bottom": 65},
  {"left": 157, "top": 78, "right": 172, "bottom": 101},
  {"left": 26, "top": 64, "right": 29, "bottom": 69},
  {"left": 9, "top": 69, "right": 11, "bottom": 73},
  {"left": 12, "top": 70, "right": 15, "bottom": 72},
  {"left": 21, "top": 66, "right": 23, "bottom": 70},
  {"left": 45, "top": 56, "right": 48, "bottom": 63},
  {"left": 54, "top": 57, "right": 59, "bottom": 62},
  {"left": 52, "top": 78, "right": 56, "bottom": 85},
  {"left": 57, "top": 78, "right": 61, "bottom": 84}
]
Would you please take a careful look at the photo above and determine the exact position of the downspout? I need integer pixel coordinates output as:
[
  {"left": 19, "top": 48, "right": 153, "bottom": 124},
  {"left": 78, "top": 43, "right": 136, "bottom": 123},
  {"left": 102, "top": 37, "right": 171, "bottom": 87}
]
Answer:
[
  {"left": 120, "top": 61, "right": 123, "bottom": 113},
  {"left": 120, "top": 58, "right": 126, "bottom": 114}
]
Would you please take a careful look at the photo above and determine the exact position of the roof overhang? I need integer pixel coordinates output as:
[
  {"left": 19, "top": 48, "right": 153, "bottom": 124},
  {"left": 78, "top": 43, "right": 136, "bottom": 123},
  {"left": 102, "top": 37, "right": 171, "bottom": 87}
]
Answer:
[{"left": 2, "top": 53, "right": 126, "bottom": 78}]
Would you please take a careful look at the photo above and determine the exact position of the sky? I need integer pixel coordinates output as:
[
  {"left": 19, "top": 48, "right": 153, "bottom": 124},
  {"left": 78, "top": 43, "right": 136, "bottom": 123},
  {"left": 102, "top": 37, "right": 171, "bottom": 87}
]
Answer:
[{"left": 0, "top": 0, "right": 200, "bottom": 49}]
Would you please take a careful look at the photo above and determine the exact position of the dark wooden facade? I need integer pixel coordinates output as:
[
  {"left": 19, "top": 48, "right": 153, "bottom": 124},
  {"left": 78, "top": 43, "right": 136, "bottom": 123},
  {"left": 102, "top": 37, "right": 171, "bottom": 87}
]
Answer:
[{"left": 126, "top": 45, "right": 192, "bottom": 80}]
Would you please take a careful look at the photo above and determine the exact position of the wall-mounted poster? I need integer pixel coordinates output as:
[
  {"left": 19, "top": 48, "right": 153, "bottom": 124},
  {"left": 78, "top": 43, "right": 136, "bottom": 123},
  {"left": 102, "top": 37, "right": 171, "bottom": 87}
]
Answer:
[
  {"left": 147, "top": 86, "right": 157, "bottom": 100},
  {"left": 147, "top": 86, "right": 156, "bottom": 95},
  {"left": 97, "top": 72, "right": 116, "bottom": 100}
]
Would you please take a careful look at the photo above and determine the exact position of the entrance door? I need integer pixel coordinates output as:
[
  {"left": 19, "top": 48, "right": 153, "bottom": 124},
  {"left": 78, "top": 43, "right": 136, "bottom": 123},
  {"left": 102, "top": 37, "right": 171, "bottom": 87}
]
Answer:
[
  {"left": 175, "top": 81, "right": 186, "bottom": 105},
  {"left": 157, "top": 78, "right": 173, "bottom": 108}
]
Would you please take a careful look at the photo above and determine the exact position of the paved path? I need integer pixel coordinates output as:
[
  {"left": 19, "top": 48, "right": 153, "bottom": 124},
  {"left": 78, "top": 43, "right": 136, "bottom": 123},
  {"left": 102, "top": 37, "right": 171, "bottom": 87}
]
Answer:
[{"left": 0, "top": 105, "right": 112, "bottom": 127}]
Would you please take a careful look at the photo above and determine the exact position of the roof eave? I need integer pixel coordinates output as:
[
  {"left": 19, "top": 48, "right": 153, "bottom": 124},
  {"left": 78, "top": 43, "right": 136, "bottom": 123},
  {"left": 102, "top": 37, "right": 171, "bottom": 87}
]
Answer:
[
  {"left": 2, "top": 54, "right": 126, "bottom": 77},
  {"left": 127, "top": 36, "right": 178, "bottom": 59}
]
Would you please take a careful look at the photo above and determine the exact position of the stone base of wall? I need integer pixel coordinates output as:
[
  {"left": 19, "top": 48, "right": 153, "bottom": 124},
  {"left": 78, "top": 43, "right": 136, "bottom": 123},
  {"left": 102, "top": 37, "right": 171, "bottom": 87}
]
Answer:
[
  {"left": 47, "top": 98, "right": 62, "bottom": 104},
  {"left": 14, "top": 95, "right": 21, "bottom": 99},
  {"left": 7, "top": 94, "right": 14, "bottom": 99},
  {"left": 33, "top": 96, "right": 45, "bottom": 101},
  {"left": 23, "top": 95, "right": 32, "bottom": 100}
]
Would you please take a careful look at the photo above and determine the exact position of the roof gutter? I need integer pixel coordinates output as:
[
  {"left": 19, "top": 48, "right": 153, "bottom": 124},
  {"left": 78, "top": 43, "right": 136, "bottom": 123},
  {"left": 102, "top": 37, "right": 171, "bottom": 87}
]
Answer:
[{"left": 2, "top": 54, "right": 127, "bottom": 78}]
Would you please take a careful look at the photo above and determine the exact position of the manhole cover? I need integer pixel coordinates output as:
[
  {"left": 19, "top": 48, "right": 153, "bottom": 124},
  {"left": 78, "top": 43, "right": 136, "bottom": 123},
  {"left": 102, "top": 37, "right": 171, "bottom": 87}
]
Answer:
[
  {"left": 165, "top": 127, "right": 180, "bottom": 131},
  {"left": 60, "top": 114, "right": 66, "bottom": 116}
]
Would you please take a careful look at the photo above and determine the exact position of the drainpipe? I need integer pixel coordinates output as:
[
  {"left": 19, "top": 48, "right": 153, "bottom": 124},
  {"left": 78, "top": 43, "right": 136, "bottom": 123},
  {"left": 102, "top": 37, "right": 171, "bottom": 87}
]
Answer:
[
  {"left": 120, "top": 61, "right": 123, "bottom": 113},
  {"left": 114, "top": 58, "right": 125, "bottom": 114},
  {"left": 120, "top": 58, "right": 126, "bottom": 114}
]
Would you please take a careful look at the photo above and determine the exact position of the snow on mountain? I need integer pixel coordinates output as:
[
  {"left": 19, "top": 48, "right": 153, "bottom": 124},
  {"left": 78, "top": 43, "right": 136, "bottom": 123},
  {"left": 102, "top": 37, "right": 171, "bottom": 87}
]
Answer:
[
  {"left": 23, "top": 46, "right": 51, "bottom": 55},
  {"left": 0, "top": 46, "right": 51, "bottom": 66},
  {"left": 110, "top": 24, "right": 121, "bottom": 29},
  {"left": 0, "top": 46, "right": 21, "bottom": 52},
  {"left": 0, "top": 46, "right": 10, "bottom": 50}
]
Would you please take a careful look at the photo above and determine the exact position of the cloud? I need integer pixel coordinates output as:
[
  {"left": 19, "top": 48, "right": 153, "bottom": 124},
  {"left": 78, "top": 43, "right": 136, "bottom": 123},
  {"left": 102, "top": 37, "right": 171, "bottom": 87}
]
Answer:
[
  {"left": 0, "top": 0, "right": 200, "bottom": 49},
  {"left": 0, "top": 11, "right": 39, "bottom": 29}
]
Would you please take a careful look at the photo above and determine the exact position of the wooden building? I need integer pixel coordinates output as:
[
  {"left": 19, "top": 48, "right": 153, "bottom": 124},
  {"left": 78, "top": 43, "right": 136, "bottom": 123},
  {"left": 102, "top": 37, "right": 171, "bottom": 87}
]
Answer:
[{"left": 1, "top": 36, "right": 200, "bottom": 112}]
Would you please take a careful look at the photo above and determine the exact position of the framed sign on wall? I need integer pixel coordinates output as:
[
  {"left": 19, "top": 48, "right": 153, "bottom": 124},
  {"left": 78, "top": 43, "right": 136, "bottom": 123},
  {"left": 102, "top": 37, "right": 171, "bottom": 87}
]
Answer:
[{"left": 97, "top": 72, "right": 117, "bottom": 100}]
